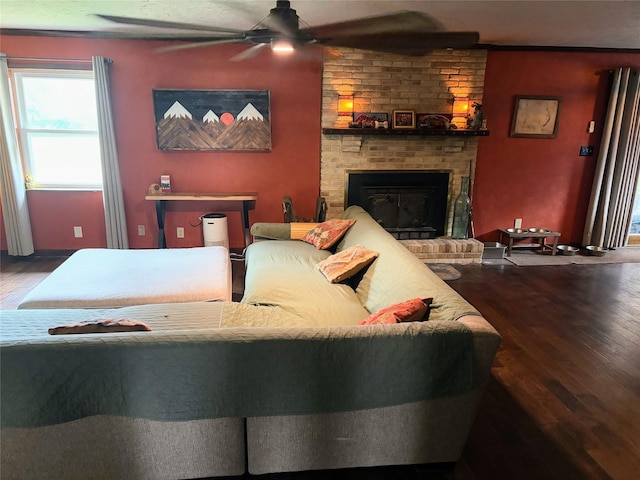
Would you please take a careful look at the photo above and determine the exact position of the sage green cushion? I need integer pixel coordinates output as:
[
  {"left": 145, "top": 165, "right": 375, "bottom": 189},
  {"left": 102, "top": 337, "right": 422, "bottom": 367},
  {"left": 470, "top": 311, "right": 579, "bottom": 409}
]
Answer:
[
  {"left": 339, "top": 206, "right": 479, "bottom": 322},
  {"left": 242, "top": 240, "right": 370, "bottom": 326},
  {"left": 250, "top": 223, "right": 291, "bottom": 240}
]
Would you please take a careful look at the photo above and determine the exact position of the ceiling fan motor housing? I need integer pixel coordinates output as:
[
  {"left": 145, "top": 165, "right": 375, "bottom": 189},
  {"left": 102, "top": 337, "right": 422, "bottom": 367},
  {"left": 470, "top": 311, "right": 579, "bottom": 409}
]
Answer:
[{"left": 269, "top": 1, "right": 300, "bottom": 33}]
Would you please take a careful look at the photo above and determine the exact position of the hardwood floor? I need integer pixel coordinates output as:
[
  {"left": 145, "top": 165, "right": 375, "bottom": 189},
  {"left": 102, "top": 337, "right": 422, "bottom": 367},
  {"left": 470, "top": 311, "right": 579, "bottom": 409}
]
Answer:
[
  {"left": 1, "top": 255, "right": 639, "bottom": 479},
  {"left": 0, "top": 254, "right": 67, "bottom": 309},
  {"left": 450, "top": 263, "right": 640, "bottom": 480}
]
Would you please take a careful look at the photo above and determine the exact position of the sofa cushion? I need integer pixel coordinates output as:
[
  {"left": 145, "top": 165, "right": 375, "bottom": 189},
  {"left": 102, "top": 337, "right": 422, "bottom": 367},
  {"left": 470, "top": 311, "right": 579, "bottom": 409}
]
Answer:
[
  {"left": 316, "top": 245, "right": 378, "bottom": 283},
  {"left": 242, "top": 240, "right": 370, "bottom": 326},
  {"left": 251, "top": 223, "right": 320, "bottom": 241},
  {"left": 358, "top": 298, "right": 432, "bottom": 325},
  {"left": 301, "top": 219, "right": 356, "bottom": 250},
  {"left": 339, "top": 206, "right": 480, "bottom": 322}
]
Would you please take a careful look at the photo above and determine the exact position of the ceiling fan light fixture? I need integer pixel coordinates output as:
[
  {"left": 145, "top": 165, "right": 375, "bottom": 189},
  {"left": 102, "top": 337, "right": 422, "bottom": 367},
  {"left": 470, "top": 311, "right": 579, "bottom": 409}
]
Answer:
[{"left": 271, "top": 39, "right": 295, "bottom": 54}]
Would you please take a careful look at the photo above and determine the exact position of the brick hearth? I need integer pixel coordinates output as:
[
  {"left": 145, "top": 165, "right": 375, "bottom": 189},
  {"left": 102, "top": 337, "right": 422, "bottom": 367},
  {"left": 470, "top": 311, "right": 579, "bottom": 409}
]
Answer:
[{"left": 399, "top": 238, "right": 484, "bottom": 264}]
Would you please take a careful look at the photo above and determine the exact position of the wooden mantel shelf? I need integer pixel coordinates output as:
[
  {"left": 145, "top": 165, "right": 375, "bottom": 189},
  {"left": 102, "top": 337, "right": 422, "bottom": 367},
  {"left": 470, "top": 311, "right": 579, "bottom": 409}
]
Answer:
[{"left": 322, "top": 128, "right": 489, "bottom": 137}]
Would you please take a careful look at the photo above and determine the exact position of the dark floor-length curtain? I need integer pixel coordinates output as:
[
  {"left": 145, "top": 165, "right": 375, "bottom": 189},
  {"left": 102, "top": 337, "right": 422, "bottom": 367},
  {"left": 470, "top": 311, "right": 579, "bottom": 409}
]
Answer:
[{"left": 583, "top": 67, "right": 640, "bottom": 248}]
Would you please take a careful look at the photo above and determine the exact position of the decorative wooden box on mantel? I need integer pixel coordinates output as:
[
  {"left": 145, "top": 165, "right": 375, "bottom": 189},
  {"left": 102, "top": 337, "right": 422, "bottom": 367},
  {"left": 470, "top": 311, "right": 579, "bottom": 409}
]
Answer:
[{"left": 322, "top": 128, "right": 489, "bottom": 137}]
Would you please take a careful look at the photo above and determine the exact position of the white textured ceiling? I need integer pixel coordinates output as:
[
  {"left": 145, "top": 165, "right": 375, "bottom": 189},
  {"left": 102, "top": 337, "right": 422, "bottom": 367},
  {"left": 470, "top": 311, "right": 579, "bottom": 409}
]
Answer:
[{"left": 1, "top": 0, "right": 639, "bottom": 50}]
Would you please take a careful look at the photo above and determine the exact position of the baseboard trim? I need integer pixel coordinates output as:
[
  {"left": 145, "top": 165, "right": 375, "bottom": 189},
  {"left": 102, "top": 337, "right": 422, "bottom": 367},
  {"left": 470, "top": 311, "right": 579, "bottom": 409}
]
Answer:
[{"left": 1, "top": 249, "right": 76, "bottom": 260}]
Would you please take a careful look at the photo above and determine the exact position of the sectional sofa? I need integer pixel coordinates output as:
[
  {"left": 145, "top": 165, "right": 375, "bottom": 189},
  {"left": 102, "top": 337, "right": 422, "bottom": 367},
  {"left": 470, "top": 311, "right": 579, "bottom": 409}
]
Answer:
[{"left": 0, "top": 205, "right": 501, "bottom": 479}]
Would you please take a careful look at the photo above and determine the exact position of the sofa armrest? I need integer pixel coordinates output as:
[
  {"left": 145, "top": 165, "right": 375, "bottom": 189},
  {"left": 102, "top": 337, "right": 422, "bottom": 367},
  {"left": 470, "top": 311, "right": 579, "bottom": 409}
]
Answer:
[
  {"left": 251, "top": 222, "right": 319, "bottom": 241},
  {"left": 457, "top": 314, "right": 501, "bottom": 388}
]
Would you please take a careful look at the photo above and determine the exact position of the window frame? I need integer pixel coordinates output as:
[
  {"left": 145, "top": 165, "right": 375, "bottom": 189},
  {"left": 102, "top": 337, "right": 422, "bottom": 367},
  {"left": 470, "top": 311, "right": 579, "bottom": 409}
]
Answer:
[{"left": 10, "top": 68, "right": 103, "bottom": 191}]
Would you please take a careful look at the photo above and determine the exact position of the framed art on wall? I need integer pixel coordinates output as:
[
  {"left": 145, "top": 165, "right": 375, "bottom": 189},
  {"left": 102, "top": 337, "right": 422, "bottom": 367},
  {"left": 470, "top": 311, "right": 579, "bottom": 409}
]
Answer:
[
  {"left": 392, "top": 110, "right": 416, "bottom": 129},
  {"left": 153, "top": 89, "right": 271, "bottom": 151},
  {"left": 510, "top": 96, "right": 561, "bottom": 138}
]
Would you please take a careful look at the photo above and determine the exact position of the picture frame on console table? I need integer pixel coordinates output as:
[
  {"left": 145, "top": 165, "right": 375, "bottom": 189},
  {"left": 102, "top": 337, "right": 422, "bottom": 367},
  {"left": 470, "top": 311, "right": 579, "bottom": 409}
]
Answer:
[
  {"left": 392, "top": 110, "right": 416, "bottom": 129},
  {"left": 510, "top": 95, "right": 561, "bottom": 138}
]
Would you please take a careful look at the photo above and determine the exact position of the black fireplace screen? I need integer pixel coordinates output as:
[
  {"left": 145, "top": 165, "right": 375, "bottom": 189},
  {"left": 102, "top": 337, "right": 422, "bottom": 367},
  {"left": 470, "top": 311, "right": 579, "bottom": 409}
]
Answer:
[{"left": 346, "top": 171, "right": 449, "bottom": 239}]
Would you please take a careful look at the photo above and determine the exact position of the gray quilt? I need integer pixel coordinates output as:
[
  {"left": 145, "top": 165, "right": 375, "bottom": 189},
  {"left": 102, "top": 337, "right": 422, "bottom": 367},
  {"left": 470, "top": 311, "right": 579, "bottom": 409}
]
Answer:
[{"left": 1, "top": 302, "right": 473, "bottom": 428}]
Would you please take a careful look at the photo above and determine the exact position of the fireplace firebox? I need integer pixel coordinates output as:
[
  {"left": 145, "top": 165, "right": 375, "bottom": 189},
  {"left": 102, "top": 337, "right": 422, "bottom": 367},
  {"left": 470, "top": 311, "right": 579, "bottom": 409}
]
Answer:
[{"left": 346, "top": 171, "right": 449, "bottom": 239}]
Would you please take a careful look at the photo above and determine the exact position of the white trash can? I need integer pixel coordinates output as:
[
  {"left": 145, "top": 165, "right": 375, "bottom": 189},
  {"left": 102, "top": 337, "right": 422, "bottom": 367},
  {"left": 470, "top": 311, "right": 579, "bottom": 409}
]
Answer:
[{"left": 202, "top": 213, "right": 229, "bottom": 250}]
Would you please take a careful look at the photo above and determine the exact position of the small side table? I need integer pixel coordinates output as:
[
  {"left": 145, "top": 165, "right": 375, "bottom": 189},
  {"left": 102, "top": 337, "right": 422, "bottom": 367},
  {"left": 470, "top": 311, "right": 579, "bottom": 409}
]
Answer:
[
  {"left": 145, "top": 192, "right": 257, "bottom": 249},
  {"left": 498, "top": 229, "right": 561, "bottom": 257}
]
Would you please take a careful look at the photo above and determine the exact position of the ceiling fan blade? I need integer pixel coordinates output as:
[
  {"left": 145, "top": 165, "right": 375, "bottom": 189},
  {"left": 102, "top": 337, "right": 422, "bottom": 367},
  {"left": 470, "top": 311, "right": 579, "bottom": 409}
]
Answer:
[
  {"left": 230, "top": 44, "right": 267, "bottom": 62},
  {"left": 155, "top": 37, "right": 246, "bottom": 53},
  {"left": 94, "top": 14, "right": 246, "bottom": 35},
  {"left": 303, "top": 11, "right": 443, "bottom": 39},
  {"left": 0, "top": 28, "right": 226, "bottom": 41},
  {"left": 322, "top": 31, "right": 480, "bottom": 56}
]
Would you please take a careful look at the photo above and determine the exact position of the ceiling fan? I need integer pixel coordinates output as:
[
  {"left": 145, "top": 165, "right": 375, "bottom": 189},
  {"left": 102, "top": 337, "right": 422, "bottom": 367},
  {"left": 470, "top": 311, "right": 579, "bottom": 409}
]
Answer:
[{"left": 96, "top": 0, "right": 479, "bottom": 59}]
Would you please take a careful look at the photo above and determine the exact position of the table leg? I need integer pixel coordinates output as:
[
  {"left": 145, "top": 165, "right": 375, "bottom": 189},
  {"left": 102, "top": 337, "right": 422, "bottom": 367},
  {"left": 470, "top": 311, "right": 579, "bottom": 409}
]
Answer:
[
  {"left": 242, "top": 200, "right": 251, "bottom": 249},
  {"left": 154, "top": 200, "right": 167, "bottom": 249},
  {"left": 552, "top": 236, "right": 559, "bottom": 255}
]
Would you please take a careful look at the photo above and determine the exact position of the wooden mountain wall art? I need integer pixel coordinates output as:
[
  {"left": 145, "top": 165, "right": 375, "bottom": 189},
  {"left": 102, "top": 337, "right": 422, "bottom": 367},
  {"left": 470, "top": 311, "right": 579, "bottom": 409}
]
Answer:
[{"left": 153, "top": 89, "right": 271, "bottom": 151}]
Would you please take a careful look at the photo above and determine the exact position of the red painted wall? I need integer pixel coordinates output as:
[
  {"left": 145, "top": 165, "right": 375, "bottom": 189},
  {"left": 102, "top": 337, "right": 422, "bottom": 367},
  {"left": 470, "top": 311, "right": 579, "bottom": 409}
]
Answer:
[
  {"left": 2, "top": 38, "right": 639, "bottom": 252},
  {"left": 0, "top": 35, "right": 322, "bottom": 250},
  {"left": 474, "top": 50, "right": 640, "bottom": 244}
]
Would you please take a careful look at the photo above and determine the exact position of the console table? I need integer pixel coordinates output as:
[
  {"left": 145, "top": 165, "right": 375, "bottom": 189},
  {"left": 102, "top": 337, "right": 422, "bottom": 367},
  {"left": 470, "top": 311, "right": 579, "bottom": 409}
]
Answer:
[
  {"left": 145, "top": 192, "right": 257, "bottom": 249},
  {"left": 498, "top": 228, "right": 561, "bottom": 257}
]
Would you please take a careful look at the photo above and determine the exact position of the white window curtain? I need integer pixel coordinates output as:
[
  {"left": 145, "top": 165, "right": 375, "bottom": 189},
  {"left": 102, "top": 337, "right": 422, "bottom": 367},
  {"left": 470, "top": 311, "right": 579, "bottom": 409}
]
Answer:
[
  {"left": 583, "top": 67, "right": 640, "bottom": 248},
  {"left": 0, "top": 53, "right": 34, "bottom": 256},
  {"left": 93, "top": 56, "right": 129, "bottom": 249}
]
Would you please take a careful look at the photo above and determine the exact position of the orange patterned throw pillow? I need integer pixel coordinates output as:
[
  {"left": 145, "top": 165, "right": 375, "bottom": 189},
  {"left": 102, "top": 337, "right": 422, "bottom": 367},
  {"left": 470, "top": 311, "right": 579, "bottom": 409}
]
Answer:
[
  {"left": 301, "top": 218, "right": 356, "bottom": 250},
  {"left": 317, "top": 245, "right": 378, "bottom": 283},
  {"left": 358, "top": 298, "right": 433, "bottom": 325}
]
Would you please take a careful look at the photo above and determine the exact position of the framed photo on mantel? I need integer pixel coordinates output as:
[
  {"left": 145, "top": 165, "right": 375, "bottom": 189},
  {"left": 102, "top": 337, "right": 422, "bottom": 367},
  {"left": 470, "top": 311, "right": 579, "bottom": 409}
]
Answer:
[
  {"left": 510, "top": 96, "right": 561, "bottom": 138},
  {"left": 392, "top": 110, "right": 416, "bottom": 129}
]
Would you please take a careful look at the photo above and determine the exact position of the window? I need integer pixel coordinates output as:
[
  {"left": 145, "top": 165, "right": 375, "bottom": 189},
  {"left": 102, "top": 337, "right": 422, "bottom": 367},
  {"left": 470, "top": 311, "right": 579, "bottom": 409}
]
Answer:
[{"left": 10, "top": 69, "right": 102, "bottom": 190}]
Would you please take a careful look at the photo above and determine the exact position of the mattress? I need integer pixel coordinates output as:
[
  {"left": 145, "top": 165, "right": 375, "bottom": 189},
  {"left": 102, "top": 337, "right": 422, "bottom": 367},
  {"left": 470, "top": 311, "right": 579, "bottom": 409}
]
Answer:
[{"left": 17, "top": 247, "right": 232, "bottom": 309}]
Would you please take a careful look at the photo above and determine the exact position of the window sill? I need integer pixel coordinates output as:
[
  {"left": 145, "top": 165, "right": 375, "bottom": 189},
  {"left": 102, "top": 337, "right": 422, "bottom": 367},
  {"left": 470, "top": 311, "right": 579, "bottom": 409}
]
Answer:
[{"left": 26, "top": 187, "right": 103, "bottom": 192}]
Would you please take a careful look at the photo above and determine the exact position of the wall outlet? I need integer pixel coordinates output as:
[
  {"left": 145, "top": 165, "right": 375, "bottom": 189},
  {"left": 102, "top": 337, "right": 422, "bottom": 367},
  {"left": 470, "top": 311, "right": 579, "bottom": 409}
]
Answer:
[
  {"left": 137, "top": 225, "right": 145, "bottom": 236},
  {"left": 176, "top": 227, "right": 185, "bottom": 238},
  {"left": 73, "top": 226, "right": 83, "bottom": 238},
  {"left": 514, "top": 218, "right": 522, "bottom": 229}
]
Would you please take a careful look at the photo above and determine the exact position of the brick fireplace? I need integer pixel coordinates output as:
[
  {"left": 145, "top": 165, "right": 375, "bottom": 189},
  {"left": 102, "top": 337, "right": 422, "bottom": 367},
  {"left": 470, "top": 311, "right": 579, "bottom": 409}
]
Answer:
[
  {"left": 320, "top": 48, "right": 487, "bottom": 236},
  {"left": 320, "top": 48, "right": 487, "bottom": 263}
]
